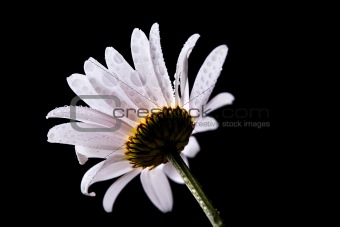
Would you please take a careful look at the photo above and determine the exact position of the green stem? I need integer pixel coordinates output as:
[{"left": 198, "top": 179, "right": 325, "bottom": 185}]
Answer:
[{"left": 166, "top": 151, "right": 224, "bottom": 227}]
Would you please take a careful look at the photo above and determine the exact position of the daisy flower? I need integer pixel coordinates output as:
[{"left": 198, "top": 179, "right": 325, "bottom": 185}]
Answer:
[{"left": 47, "top": 23, "right": 233, "bottom": 226}]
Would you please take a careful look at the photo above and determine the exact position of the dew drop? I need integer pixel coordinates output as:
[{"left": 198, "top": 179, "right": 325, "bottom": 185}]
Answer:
[
  {"left": 139, "top": 74, "right": 147, "bottom": 86},
  {"left": 152, "top": 95, "right": 158, "bottom": 101},
  {"left": 121, "top": 101, "right": 127, "bottom": 108},
  {"left": 96, "top": 87, "right": 102, "bottom": 94},
  {"left": 101, "top": 75, "right": 117, "bottom": 87},
  {"left": 130, "top": 72, "right": 142, "bottom": 87},
  {"left": 135, "top": 97, "right": 141, "bottom": 104},
  {"left": 129, "top": 90, "right": 135, "bottom": 97},
  {"left": 89, "top": 78, "right": 96, "bottom": 85},
  {"left": 159, "top": 66, "right": 166, "bottom": 75}
]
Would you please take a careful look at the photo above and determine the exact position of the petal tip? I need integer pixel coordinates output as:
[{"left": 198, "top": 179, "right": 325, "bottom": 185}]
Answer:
[{"left": 151, "top": 22, "right": 159, "bottom": 29}]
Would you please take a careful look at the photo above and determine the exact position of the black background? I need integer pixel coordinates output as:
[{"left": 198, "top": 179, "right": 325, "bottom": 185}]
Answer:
[{"left": 11, "top": 4, "right": 289, "bottom": 227}]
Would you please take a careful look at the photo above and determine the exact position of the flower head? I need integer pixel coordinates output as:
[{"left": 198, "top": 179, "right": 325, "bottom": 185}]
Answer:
[{"left": 47, "top": 23, "right": 234, "bottom": 213}]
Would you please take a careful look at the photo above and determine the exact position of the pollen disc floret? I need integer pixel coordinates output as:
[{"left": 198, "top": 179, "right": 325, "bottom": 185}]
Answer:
[{"left": 125, "top": 106, "right": 194, "bottom": 169}]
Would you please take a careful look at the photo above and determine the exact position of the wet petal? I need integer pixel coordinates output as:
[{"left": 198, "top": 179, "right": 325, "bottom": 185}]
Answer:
[
  {"left": 75, "top": 145, "right": 124, "bottom": 159},
  {"left": 182, "top": 78, "right": 190, "bottom": 111},
  {"left": 205, "top": 92, "right": 234, "bottom": 114},
  {"left": 105, "top": 47, "right": 154, "bottom": 109},
  {"left": 81, "top": 156, "right": 133, "bottom": 196},
  {"left": 175, "top": 34, "right": 200, "bottom": 105},
  {"left": 141, "top": 167, "right": 173, "bottom": 213},
  {"left": 174, "top": 34, "right": 200, "bottom": 105},
  {"left": 66, "top": 73, "right": 113, "bottom": 116},
  {"left": 47, "top": 123, "right": 127, "bottom": 150},
  {"left": 149, "top": 23, "right": 175, "bottom": 106},
  {"left": 131, "top": 28, "right": 167, "bottom": 107},
  {"left": 103, "top": 169, "right": 141, "bottom": 212},
  {"left": 84, "top": 58, "right": 140, "bottom": 123},
  {"left": 190, "top": 45, "right": 229, "bottom": 109},
  {"left": 46, "top": 106, "right": 137, "bottom": 130}
]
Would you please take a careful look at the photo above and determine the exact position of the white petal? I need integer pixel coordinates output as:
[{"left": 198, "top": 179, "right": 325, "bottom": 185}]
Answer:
[
  {"left": 66, "top": 73, "right": 113, "bottom": 116},
  {"left": 103, "top": 169, "right": 141, "bottom": 212},
  {"left": 94, "top": 161, "right": 133, "bottom": 184},
  {"left": 141, "top": 167, "right": 173, "bottom": 213},
  {"left": 182, "top": 78, "right": 190, "bottom": 111},
  {"left": 182, "top": 136, "right": 200, "bottom": 158},
  {"left": 175, "top": 34, "right": 200, "bottom": 105},
  {"left": 81, "top": 159, "right": 133, "bottom": 196},
  {"left": 131, "top": 28, "right": 167, "bottom": 107},
  {"left": 84, "top": 58, "right": 140, "bottom": 123},
  {"left": 193, "top": 116, "right": 219, "bottom": 134},
  {"left": 163, "top": 154, "right": 189, "bottom": 184},
  {"left": 75, "top": 151, "right": 88, "bottom": 165},
  {"left": 75, "top": 145, "right": 124, "bottom": 159},
  {"left": 47, "top": 123, "right": 127, "bottom": 150},
  {"left": 105, "top": 47, "right": 154, "bottom": 109},
  {"left": 46, "top": 106, "right": 137, "bottom": 129},
  {"left": 81, "top": 161, "right": 104, "bottom": 196},
  {"left": 204, "top": 92, "right": 235, "bottom": 114},
  {"left": 182, "top": 154, "right": 189, "bottom": 166},
  {"left": 149, "top": 23, "right": 175, "bottom": 106},
  {"left": 189, "top": 45, "right": 229, "bottom": 109}
]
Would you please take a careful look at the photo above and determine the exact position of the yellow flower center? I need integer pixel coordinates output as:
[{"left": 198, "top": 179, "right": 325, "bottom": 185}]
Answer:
[{"left": 125, "top": 106, "right": 194, "bottom": 169}]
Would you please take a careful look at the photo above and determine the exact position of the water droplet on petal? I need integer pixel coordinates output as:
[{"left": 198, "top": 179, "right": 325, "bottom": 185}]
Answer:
[
  {"left": 159, "top": 66, "right": 166, "bottom": 75},
  {"left": 130, "top": 72, "right": 142, "bottom": 87},
  {"left": 89, "top": 78, "right": 96, "bottom": 85}
]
